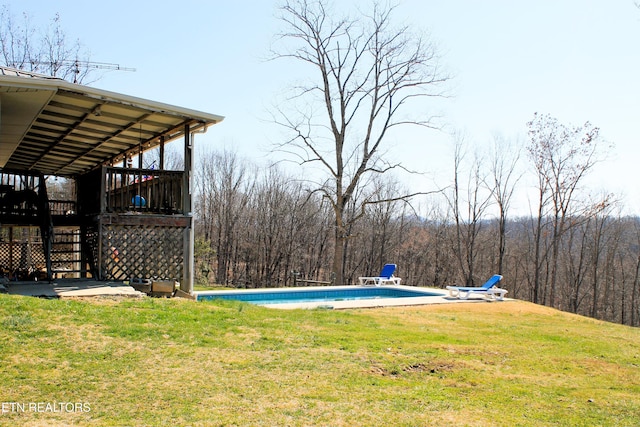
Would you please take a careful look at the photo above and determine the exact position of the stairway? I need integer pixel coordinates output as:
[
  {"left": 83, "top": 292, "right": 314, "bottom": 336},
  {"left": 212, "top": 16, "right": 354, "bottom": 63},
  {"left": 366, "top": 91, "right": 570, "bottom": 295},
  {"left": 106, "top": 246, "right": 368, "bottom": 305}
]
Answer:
[
  {"left": 0, "top": 172, "right": 96, "bottom": 281},
  {"left": 50, "top": 228, "right": 90, "bottom": 279}
]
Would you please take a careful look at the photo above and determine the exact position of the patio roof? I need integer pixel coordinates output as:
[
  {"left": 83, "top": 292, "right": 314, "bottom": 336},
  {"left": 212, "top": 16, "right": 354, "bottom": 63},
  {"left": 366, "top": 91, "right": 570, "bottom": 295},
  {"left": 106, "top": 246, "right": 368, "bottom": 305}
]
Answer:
[{"left": 0, "top": 66, "right": 224, "bottom": 177}]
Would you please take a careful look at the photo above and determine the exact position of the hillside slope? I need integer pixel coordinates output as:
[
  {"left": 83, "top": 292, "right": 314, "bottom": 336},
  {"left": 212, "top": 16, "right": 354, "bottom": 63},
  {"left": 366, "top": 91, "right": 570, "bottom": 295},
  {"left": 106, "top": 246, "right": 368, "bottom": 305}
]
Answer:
[{"left": 0, "top": 295, "right": 638, "bottom": 426}]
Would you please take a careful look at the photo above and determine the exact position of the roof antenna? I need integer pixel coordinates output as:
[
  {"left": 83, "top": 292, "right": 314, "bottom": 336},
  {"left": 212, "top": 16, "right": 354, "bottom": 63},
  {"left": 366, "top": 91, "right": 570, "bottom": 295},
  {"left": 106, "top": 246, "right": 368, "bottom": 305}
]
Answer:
[{"left": 29, "top": 59, "right": 136, "bottom": 84}]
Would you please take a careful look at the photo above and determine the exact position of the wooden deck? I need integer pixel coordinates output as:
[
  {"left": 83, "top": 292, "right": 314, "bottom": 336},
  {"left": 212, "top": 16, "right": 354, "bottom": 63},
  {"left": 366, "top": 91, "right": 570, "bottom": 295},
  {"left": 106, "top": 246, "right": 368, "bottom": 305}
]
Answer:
[{"left": 1, "top": 167, "right": 193, "bottom": 290}]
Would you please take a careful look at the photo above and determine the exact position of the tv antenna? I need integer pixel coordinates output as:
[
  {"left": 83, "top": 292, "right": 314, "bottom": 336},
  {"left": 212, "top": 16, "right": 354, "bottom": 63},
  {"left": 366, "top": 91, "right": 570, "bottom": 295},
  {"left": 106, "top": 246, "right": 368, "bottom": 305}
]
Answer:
[{"left": 30, "top": 59, "right": 136, "bottom": 83}]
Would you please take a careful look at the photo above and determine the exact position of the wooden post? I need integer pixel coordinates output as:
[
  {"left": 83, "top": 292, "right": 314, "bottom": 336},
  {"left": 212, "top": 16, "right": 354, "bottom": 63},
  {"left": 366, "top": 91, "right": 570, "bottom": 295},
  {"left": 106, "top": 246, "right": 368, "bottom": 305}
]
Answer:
[
  {"left": 159, "top": 136, "right": 165, "bottom": 170},
  {"left": 182, "top": 124, "right": 194, "bottom": 294},
  {"left": 8, "top": 227, "right": 13, "bottom": 278},
  {"left": 97, "top": 168, "right": 106, "bottom": 280}
]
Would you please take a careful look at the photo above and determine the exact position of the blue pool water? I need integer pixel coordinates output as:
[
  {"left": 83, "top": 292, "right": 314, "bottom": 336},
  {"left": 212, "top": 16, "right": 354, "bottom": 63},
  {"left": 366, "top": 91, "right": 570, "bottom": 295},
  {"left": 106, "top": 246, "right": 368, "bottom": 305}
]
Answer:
[{"left": 196, "top": 286, "right": 441, "bottom": 305}]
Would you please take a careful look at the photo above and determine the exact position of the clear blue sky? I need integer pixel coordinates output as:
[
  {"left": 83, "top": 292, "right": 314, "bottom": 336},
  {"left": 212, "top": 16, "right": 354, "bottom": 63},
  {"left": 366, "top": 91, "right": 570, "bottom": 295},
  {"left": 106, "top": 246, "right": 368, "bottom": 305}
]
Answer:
[{"left": 5, "top": 0, "right": 640, "bottom": 214}]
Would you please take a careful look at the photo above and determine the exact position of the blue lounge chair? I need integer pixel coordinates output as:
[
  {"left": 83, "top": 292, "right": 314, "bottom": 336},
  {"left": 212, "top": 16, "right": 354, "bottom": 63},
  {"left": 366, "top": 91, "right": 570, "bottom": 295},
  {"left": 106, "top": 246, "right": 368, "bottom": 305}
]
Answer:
[
  {"left": 446, "top": 274, "right": 507, "bottom": 300},
  {"left": 358, "top": 264, "right": 402, "bottom": 286}
]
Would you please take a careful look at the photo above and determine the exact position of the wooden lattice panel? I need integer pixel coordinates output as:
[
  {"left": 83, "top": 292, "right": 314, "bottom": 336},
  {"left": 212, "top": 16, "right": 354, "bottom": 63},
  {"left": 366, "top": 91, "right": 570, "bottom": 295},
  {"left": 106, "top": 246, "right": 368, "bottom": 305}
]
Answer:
[
  {"left": 0, "top": 241, "right": 45, "bottom": 270},
  {"left": 0, "top": 228, "right": 45, "bottom": 276},
  {"left": 101, "top": 223, "right": 184, "bottom": 281},
  {"left": 84, "top": 225, "right": 99, "bottom": 276}
]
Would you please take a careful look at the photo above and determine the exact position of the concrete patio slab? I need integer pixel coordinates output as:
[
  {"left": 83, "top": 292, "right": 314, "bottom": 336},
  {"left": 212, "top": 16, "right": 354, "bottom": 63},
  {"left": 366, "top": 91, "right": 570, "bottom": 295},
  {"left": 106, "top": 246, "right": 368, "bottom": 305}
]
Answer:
[{"left": 3, "top": 279, "right": 146, "bottom": 298}]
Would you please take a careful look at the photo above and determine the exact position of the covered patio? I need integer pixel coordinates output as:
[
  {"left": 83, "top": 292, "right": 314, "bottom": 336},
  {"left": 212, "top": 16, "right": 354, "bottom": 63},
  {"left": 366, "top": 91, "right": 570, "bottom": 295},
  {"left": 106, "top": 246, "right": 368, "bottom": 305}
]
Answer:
[{"left": 0, "top": 66, "right": 223, "bottom": 295}]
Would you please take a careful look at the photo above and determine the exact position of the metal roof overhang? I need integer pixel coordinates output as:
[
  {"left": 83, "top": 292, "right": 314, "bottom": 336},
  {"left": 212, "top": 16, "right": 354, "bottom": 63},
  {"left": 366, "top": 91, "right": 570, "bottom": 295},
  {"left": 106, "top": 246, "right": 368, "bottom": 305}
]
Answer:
[{"left": 0, "top": 73, "right": 224, "bottom": 177}]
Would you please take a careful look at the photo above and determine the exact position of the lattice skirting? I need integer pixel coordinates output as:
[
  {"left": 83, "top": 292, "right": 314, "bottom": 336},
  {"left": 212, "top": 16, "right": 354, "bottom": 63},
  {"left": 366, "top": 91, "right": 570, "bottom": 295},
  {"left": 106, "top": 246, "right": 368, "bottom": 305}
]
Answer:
[
  {"left": 0, "top": 227, "right": 87, "bottom": 278},
  {"left": 0, "top": 240, "right": 45, "bottom": 272},
  {"left": 101, "top": 223, "right": 184, "bottom": 282}
]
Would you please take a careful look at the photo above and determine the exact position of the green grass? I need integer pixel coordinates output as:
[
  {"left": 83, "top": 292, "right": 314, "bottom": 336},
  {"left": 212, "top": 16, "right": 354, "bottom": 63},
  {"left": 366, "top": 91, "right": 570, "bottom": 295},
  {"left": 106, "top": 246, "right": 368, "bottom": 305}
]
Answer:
[{"left": 0, "top": 295, "right": 639, "bottom": 426}]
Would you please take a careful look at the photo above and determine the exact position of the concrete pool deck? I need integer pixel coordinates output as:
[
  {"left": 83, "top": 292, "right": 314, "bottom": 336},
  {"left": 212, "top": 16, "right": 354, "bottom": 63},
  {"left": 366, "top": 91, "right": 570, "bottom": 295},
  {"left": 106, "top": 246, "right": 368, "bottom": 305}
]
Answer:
[
  {"left": 195, "top": 284, "right": 510, "bottom": 310},
  {"left": 1, "top": 281, "right": 510, "bottom": 308}
]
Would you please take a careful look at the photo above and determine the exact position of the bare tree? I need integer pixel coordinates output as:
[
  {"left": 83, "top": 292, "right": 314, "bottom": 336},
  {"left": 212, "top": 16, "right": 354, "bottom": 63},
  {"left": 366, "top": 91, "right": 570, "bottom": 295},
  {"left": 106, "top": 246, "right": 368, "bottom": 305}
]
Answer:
[
  {"left": 527, "top": 112, "right": 604, "bottom": 307},
  {"left": 0, "top": 6, "right": 95, "bottom": 83},
  {"left": 0, "top": 6, "right": 34, "bottom": 69},
  {"left": 194, "top": 149, "right": 254, "bottom": 286},
  {"left": 447, "top": 137, "right": 493, "bottom": 285},
  {"left": 142, "top": 144, "right": 184, "bottom": 170},
  {"left": 487, "top": 134, "right": 522, "bottom": 276},
  {"left": 630, "top": 218, "right": 640, "bottom": 326},
  {"left": 272, "top": 0, "right": 447, "bottom": 284},
  {"left": 343, "top": 175, "right": 406, "bottom": 283}
]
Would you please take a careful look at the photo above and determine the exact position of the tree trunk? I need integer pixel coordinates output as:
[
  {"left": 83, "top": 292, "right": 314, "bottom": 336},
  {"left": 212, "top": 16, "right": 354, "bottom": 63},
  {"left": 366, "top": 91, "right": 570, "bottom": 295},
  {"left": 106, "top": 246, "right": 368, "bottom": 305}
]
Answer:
[
  {"left": 333, "top": 227, "right": 345, "bottom": 285},
  {"left": 532, "top": 190, "right": 545, "bottom": 305}
]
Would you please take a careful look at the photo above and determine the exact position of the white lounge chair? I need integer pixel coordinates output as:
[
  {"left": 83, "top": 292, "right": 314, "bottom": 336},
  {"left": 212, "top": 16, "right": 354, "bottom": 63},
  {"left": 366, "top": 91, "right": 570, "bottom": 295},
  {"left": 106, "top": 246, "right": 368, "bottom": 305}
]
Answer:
[
  {"left": 446, "top": 274, "right": 507, "bottom": 300},
  {"left": 358, "top": 264, "right": 402, "bottom": 286}
]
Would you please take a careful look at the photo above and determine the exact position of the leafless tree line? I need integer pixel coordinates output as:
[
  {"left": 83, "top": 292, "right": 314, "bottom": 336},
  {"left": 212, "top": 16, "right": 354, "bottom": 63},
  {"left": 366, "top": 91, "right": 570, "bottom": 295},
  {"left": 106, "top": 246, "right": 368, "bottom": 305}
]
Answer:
[{"left": 192, "top": 144, "right": 639, "bottom": 327}]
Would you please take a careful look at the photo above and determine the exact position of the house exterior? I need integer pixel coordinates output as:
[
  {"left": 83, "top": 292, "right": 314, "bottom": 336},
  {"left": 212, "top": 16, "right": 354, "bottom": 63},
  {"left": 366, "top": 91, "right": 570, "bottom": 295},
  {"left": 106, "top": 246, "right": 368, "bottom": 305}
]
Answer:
[{"left": 0, "top": 66, "right": 223, "bottom": 295}]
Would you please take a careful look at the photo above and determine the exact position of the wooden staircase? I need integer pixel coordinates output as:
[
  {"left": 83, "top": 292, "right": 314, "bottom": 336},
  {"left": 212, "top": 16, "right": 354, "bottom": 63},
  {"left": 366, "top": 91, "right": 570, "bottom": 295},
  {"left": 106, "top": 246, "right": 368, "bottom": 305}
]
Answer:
[
  {"left": 50, "top": 228, "right": 84, "bottom": 279},
  {"left": 0, "top": 171, "right": 95, "bottom": 281}
]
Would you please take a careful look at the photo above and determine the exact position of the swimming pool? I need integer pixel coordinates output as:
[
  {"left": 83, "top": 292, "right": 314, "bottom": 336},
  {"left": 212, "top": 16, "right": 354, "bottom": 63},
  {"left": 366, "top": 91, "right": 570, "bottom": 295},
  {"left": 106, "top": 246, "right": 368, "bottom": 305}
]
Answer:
[{"left": 195, "top": 285, "right": 448, "bottom": 309}]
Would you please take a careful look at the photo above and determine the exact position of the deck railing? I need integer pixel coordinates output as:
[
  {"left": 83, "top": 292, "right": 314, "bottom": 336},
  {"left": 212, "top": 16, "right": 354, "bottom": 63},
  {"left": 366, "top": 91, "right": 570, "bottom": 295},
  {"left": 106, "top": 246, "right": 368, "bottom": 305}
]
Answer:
[
  {"left": 0, "top": 170, "right": 46, "bottom": 219},
  {"left": 104, "top": 167, "right": 184, "bottom": 214},
  {"left": 1, "top": 167, "right": 186, "bottom": 217},
  {"left": 49, "top": 200, "right": 77, "bottom": 216}
]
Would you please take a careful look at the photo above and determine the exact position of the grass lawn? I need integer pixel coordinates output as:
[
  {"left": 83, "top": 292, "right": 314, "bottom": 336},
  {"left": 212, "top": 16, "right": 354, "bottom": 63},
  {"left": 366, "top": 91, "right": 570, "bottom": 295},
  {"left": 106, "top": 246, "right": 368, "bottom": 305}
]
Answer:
[{"left": 0, "top": 294, "right": 639, "bottom": 426}]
